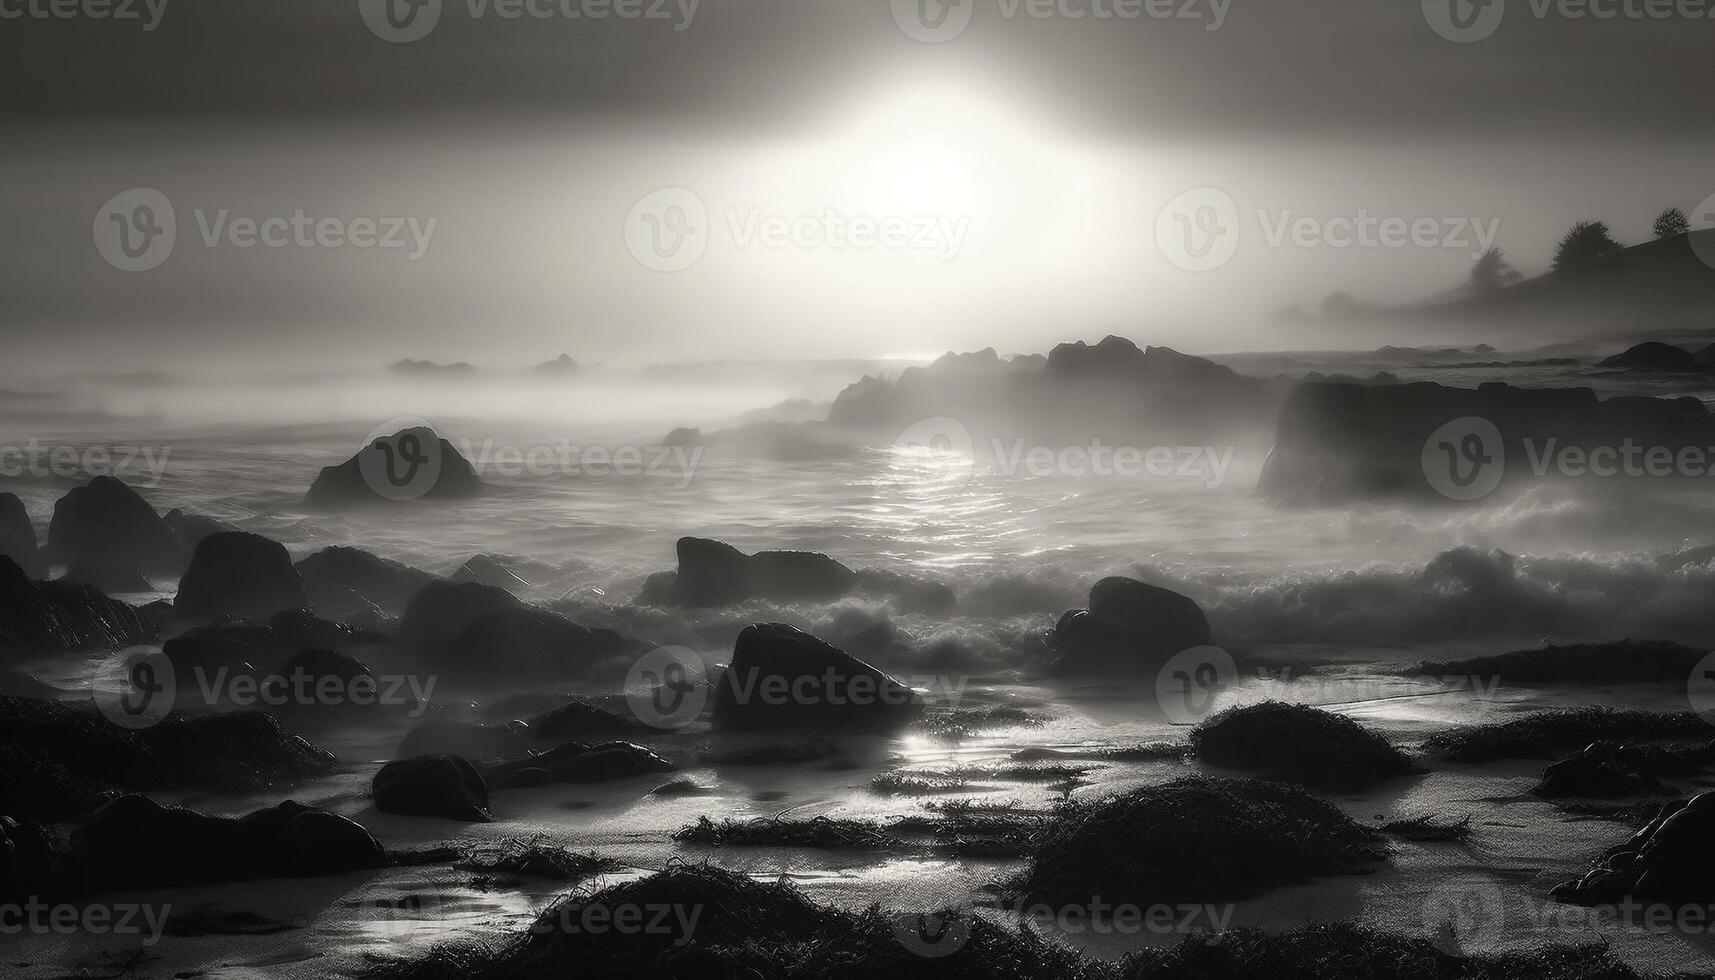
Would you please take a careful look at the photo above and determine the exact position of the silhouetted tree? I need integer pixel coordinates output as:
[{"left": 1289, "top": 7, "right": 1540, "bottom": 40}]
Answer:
[
  {"left": 1652, "top": 207, "right": 1690, "bottom": 239},
  {"left": 1552, "top": 221, "right": 1622, "bottom": 275},
  {"left": 1469, "top": 247, "right": 1521, "bottom": 295}
]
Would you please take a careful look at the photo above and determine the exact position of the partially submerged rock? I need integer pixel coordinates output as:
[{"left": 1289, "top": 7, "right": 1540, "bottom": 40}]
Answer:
[
  {"left": 73, "top": 795, "right": 384, "bottom": 888},
  {"left": 1192, "top": 701, "right": 1415, "bottom": 791},
  {"left": 1013, "top": 777, "right": 1386, "bottom": 908},
  {"left": 45, "top": 476, "right": 184, "bottom": 575},
  {"left": 402, "top": 579, "right": 636, "bottom": 680},
  {"left": 639, "top": 537, "right": 857, "bottom": 607},
  {"left": 372, "top": 754, "right": 492, "bottom": 822},
  {"left": 711, "top": 623, "right": 923, "bottom": 731},
  {"left": 305, "top": 426, "right": 482, "bottom": 506},
  {"left": 0, "top": 556, "right": 150, "bottom": 655},
  {"left": 1048, "top": 576, "right": 1212, "bottom": 675},
  {"left": 1532, "top": 742, "right": 1677, "bottom": 799},
  {"left": 486, "top": 740, "right": 674, "bottom": 788},
  {"left": 295, "top": 546, "right": 436, "bottom": 618},
  {"left": 174, "top": 531, "right": 309, "bottom": 623},
  {"left": 1597, "top": 341, "right": 1700, "bottom": 372},
  {"left": 1412, "top": 640, "right": 1706, "bottom": 685}
]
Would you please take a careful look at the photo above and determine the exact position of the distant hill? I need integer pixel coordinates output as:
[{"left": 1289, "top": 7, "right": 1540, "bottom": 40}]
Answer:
[{"left": 389, "top": 358, "right": 476, "bottom": 377}]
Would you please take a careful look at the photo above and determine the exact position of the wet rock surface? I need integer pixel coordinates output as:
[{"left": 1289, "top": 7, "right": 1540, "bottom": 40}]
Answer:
[
  {"left": 306, "top": 426, "right": 482, "bottom": 506},
  {"left": 175, "top": 531, "right": 310, "bottom": 623},
  {"left": 711, "top": 622, "right": 923, "bottom": 731},
  {"left": 1047, "top": 576, "right": 1211, "bottom": 675},
  {"left": 372, "top": 754, "right": 492, "bottom": 822},
  {"left": 45, "top": 476, "right": 184, "bottom": 575},
  {"left": 0, "top": 556, "right": 150, "bottom": 655}
]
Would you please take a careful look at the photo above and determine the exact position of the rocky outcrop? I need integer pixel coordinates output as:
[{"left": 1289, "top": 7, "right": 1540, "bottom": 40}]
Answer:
[
  {"left": 0, "top": 557, "right": 150, "bottom": 655},
  {"left": 305, "top": 426, "right": 482, "bottom": 506},
  {"left": 73, "top": 795, "right": 384, "bottom": 888},
  {"left": 163, "top": 508, "right": 235, "bottom": 551},
  {"left": 390, "top": 359, "right": 476, "bottom": 377},
  {"left": 372, "top": 754, "right": 491, "bottom": 822},
  {"left": 451, "top": 553, "right": 529, "bottom": 591},
  {"left": 399, "top": 578, "right": 519, "bottom": 644},
  {"left": 401, "top": 579, "right": 633, "bottom": 680},
  {"left": 267, "top": 608, "right": 386, "bottom": 653},
  {"left": 711, "top": 623, "right": 923, "bottom": 731},
  {"left": 175, "top": 531, "right": 308, "bottom": 623},
  {"left": 45, "top": 477, "right": 183, "bottom": 575},
  {"left": 826, "top": 336, "right": 1284, "bottom": 446},
  {"left": 1597, "top": 342, "right": 1701, "bottom": 372},
  {"left": 294, "top": 546, "right": 435, "bottom": 619},
  {"left": 534, "top": 353, "right": 579, "bottom": 374},
  {"left": 639, "top": 537, "right": 857, "bottom": 607},
  {"left": 1047, "top": 576, "right": 1211, "bottom": 675},
  {"left": 1258, "top": 380, "right": 1715, "bottom": 504},
  {"left": 524, "top": 699, "right": 649, "bottom": 740},
  {"left": 0, "top": 494, "right": 43, "bottom": 579},
  {"left": 1191, "top": 702, "right": 1414, "bottom": 791},
  {"left": 1551, "top": 792, "right": 1715, "bottom": 907}
]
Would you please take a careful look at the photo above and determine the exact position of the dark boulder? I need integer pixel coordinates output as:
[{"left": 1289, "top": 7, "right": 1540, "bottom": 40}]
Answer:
[
  {"left": 263, "top": 649, "right": 385, "bottom": 714},
  {"left": 440, "top": 607, "right": 637, "bottom": 680},
  {"left": 60, "top": 557, "right": 151, "bottom": 594},
  {"left": 0, "top": 494, "right": 43, "bottom": 579},
  {"left": 295, "top": 546, "right": 435, "bottom": 620},
  {"left": 372, "top": 755, "right": 492, "bottom": 822},
  {"left": 1191, "top": 702, "right": 1415, "bottom": 791},
  {"left": 711, "top": 623, "right": 923, "bottom": 731},
  {"left": 72, "top": 795, "right": 383, "bottom": 889},
  {"left": 486, "top": 740, "right": 674, "bottom": 788},
  {"left": 0, "top": 816, "right": 74, "bottom": 903},
  {"left": 1047, "top": 576, "right": 1211, "bottom": 675},
  {"left": 0, "top": 557, "right": 150, "bottom": 655},
  {"left": 1553, "top": 793, "right": 1715, "bottom": 907},
  {"left": 175, "top": 531, "right": 308, "bottom": 623},
  {"left": 268, "top": 608, "right": 387, "bottom": 653},
  {"left": 161, "top": 619, "right": 280, "bottom": 694},
  {"left": 306, "top": 426, "right": 482, "bottom": 506},
  {"left": 1598, "top": 342, "right": 1698, "bottom": 371},
  {"left": 398, "top": 718, "right": 530, "bottom": 761},
  {"left": 1533, "top": 744, "right": 1672, "bottom": 799},
  {"left": 524, "top": 699, "right": 649, "bottom": 740},
  {"left": 399, "top": 578, "right": 520, "bottom": 645},
  {"left": 45, "top": 476, "right": 183, "bottom": 574},
  {"left": 641, "top": 537, "right": 857, "bottom": 607}
]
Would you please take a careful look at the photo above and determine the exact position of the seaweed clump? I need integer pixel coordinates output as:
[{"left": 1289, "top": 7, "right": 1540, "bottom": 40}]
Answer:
[{"left": 1190, "top": 702, "right": 1415, "bottom": 791}]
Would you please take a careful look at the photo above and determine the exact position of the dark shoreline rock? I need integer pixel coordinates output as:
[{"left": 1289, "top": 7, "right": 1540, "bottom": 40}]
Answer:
[
  {"left": 295, "top": 545, "right": 436, "bottom": 619},
  {"left": 0, "top": 556, "right": 150, "bottom": 655},
  {"left": 711, "top": 623, "right": 923, "bottom": 731},
  {"left": 175, "top": 531, "right": 309, "bottom": 623},
  {"left": 1551, "top": 792, "right": 1715, "bottom": 908},
  {"left": 373, "top": 754, "right": 492, "bottom": 822},
  {"left": 0, "top": 493, "right": 44, "bottom": 579},
  {"left": 45, "top": 476, "right": 183, "bottom": 575},
  {"left": 1047, "top": 576, "right": 1211, "bottom": 675},
  {"left": 306, "top": 426, "right": 481, "bottom": 507},
  {"left": 641, "top": 537, "right": 857, "bottom": 607}
]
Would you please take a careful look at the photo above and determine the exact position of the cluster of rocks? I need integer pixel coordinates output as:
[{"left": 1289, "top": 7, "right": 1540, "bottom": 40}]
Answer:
[
  {"left": 372, "top": 738, "right": 675, "bottom": 822},
  {"left": 637, "top": 536, "right": 955, "bottom": 614},
  {"left": 1552, "top": 792, "right": 1715, "bottom": 907}
]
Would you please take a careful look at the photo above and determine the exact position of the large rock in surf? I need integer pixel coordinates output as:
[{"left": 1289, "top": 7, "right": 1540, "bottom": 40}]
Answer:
[
  {"left": 45, "top": 476, "right": 183, "bottom": 575},
  {"left": 399, "top": 578, "right": 520, "bottom": 644},
  {"left": 72, "top": 795, "right": 384, "bottom": 888},
  {"left": 372, "top": 754, "right": 492, "bottom": 822},
  {"left": 1597, "top": 342, "right": 1699, "bottom": 372},
  {"left": 0, "top": 556, "right": 150, "bottom": 655},
  {"left": 1258, "top": 380, "right": 1715, "bottom": 504},
  {"left": 640, "top": 537, "right": 857, "bottom": 607},
  {"left": 0, "top": 494, "right": 44, "bottom": 579},
  {"left": 1552, "top": 792, "right": 1715, "bottom": 907},
  {"left": 711, "top": 623, "right": 923, "bottom": 731},
  {"left": 294, "top": 546, "right": 435, "bottom": 619},
  {"left": 1047, "top": 576, "right": 1211, "bottom": 675},
  {"left": 401, "top": 579, "right": 633, "bottom": 679},
  {"left": 305, "top": 426, "right": 481, "bottom": 506},
  {"left": 175, "top": 531, "right": 308, "bottom": 623}
]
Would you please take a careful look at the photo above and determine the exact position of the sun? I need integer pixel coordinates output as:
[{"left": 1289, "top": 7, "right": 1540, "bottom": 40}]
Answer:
[{"left": 828, "top": 87, "right": 1020, "bottom": 219}]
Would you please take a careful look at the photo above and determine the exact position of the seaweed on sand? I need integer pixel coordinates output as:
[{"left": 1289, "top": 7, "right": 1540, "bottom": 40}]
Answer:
[
  {"left": 456, "top": 836, "right": 621, "bottom": 881},
  {"left": 1010, "top": 777, "right": 1387, "bottom": 909},
  {"left": 1424, "top": 708, "right": 1709, "bottom": 763},
  {"left": 1378, "top": 814, "right": 1473, "bottom": 842},
  {"left": 362, "top": 866, "right": 1647, "bottom": 980},
  {"left": 1190, "top": 701, "right": 1415, "bottom": 791},
  {"left": 673, "top": 815, "right": 903, "bottom": 850},
  {"left": 870, "top": 771, "right": 976, "bottom": 796},
  {"left": 917, "top": 704, "right": 1050, "bottom": 740}
]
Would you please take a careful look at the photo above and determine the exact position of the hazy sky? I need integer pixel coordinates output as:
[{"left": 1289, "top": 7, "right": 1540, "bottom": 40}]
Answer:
[{"left": 4, "top": 0, "right": 1711, "bottom": 371}]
